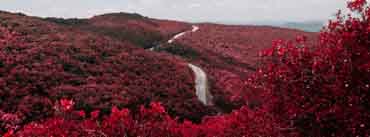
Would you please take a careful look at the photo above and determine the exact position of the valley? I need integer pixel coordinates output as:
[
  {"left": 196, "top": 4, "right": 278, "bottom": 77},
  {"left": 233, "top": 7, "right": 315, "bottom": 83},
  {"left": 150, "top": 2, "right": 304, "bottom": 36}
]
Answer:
[
  {"left": 1, "top": 1, "right": 369, "bottom": 135},
  {"left": 149, "top": 25, "right": 212, "bottom": 106},
  {"left": 0, "top": 10, "right": 316, "bottom": 127}
]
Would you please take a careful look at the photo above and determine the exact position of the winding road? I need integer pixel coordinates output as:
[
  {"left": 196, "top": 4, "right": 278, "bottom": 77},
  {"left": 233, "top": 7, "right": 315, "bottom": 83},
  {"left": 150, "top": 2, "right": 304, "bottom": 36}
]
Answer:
[
  {"left": 188, "top": 63, "right": 211, "bottom": 105},
  {"left": 151, "top": 25, "right": 212, "bottom": 106}
]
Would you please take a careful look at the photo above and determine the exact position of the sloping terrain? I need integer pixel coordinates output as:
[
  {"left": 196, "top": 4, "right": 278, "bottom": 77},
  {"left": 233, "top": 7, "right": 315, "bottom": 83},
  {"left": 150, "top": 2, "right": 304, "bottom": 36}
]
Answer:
[
  {"left": 1, "top": 9, "right": 321, "bottom": 134},
  {"left": 41, "top": 14, "right": 320, "bottom": 111},
  {"left": 160, "top": 23, "right": 318, "bottom": 111},
  {"left": 0, "top": 11, "right": 212, "bottom": 133},
  {"left": 2, "top": 1, "right": 368, "bottom": 136},
  {"left": 43, "top": 12, "right": 191, "bottom": 49}
]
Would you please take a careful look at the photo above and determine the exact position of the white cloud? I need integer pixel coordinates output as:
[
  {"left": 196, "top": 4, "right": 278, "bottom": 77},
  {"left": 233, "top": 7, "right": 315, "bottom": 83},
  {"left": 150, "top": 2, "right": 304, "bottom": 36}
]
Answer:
[
  {"left": 188, "top": 3, "right": 201, "bottom": 8},
  {"left": 0, "top": 0, "right": 346, "bottom": 23}
]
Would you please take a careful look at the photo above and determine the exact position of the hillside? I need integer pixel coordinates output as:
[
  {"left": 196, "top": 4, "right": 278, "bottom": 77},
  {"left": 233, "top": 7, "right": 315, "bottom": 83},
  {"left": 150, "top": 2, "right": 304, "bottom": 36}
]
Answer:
[
  {"left": 43, "top": 12, "right": 191, "bottom": 49},
  {"left": 1, "top": 0, "right": 369, "bottom": 136},
  {"left": 0, "top": 11, "right": 214, "bottom": 134},
  {"left": 0, "top": 10, "right": 320, "bottom": 120},
  {"left": 158, "top": 23, "right": 318, "bottom": 110}
]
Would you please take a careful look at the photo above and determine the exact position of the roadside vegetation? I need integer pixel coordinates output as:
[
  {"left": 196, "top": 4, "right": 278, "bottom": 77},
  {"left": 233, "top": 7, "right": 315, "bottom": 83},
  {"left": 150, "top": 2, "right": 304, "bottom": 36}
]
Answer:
[{"left": 1, "top": 0, "right": 369, "bottom": 136}]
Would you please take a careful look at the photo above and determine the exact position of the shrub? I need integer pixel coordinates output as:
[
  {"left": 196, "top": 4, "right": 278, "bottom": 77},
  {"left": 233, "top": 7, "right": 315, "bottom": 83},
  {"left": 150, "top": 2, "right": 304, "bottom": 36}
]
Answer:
[
  {"left": 253, "top": 0, "right": 369, "bottom": 136},
  {"left": 157, "top": 43, "right": 200, "bottom": 60},
  {"left": 42, "top": 18, "right": 89, "bottom": 26},
  {"left": 14, "top": 100, "right": 281, "bottom": 137}
]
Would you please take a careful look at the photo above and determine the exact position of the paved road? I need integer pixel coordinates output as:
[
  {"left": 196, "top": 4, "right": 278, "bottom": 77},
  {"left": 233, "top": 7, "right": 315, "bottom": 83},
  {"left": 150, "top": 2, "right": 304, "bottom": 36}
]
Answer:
[
  {"left": 151, "top": 25, "right": 212, "bottom": 105},
  {"left": 188, "top": 63, "right": 211, "bottom": 105}
]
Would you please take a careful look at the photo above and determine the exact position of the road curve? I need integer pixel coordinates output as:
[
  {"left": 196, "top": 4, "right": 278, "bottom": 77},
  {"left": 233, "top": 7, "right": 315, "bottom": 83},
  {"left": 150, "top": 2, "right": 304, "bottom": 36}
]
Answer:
[
  {"left": 188, "top": 63, "right": 211, "bottom": 105},
  {"left": 168, "top": 25, "right": 199, "bottom": 44},
  {"left": 150, "top": 25, "right": 212, "bottom": 105},
  {"left": 173, "top": 25, "right": 212, "bottom": 105}
]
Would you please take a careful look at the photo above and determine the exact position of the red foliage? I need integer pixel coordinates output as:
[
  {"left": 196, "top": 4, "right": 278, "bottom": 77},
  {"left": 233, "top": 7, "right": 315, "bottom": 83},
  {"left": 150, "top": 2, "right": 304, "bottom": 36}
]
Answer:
[
  {"left": 3, "top": 130, "right": 13, "bottom": 137},
  {"left": 174, "top": 23, "right": 317, "bottom": 111},
  {"left": 80, "top": 13, "right": 190, "bottom": 49},
  {"left": 13, "top": 100, "right": 281, "bottom": 137},
  {"left": 59, "top": 99, "right": 74, "bottom": 111},
  {"left": 1, "top": 0, "right": 369, "bottom": 136},
  {"left": 0, "top": 11, "right": 211, "bottom": 134},
  {"left": 348, "top": 0, "right": 367, "bottom": 11},
  {"left": 89, "top": 13, "right": 190, "bottom": 38},
  {"left": 252, "top": 1, "right": 370, "bottom": 136}
]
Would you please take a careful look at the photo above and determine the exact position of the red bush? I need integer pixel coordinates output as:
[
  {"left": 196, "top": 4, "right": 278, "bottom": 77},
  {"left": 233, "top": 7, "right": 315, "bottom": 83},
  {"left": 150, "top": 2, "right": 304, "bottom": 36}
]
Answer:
[
  {"left": 13, "top": 100, "right": 281, "bottom": 137},
  {"left": 252, "top": 1, "right": 369, "bottom": 136},
  {"left": 174, "top": 22, "right": 318, "bottom": 111}
]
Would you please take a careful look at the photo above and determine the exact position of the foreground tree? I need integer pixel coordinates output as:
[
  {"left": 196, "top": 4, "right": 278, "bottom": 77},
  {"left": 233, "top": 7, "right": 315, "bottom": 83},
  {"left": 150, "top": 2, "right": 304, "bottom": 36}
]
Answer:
[{"left": 253, "top": 0, "right": 369, "bottom": 136}]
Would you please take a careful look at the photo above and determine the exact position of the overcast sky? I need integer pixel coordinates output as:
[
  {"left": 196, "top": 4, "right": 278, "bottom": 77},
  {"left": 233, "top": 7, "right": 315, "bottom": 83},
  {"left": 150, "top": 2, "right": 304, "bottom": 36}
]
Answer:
[{"left": 0, "top": 0, "right": 346, "bottom": 23}]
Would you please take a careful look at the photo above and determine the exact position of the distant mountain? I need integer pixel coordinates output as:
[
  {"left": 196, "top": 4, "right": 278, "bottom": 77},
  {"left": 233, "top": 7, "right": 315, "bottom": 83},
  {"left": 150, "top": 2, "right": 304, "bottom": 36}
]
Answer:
[
  {"left": 211, "top": 20, "right": 324, "bottom": 32},
  {"left": 279, "top": 21, "right": 324, "bottom": 32},
  {"left": 42, "top": 12, "right": 190, "bottom": 49}
]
